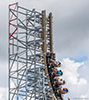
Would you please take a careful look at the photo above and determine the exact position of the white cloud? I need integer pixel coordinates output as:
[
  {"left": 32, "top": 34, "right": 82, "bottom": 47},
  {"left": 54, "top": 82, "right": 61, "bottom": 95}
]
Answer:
[
  {"left": 62, "top": 58, "right": 86, "bottom": 85},
  {"left": 0, "top": 87, "right": 7, "bottom": 100},
  {"left": 61, "top": 58, "right": 88, "bottom": 98},
  {"left": 80, "top": 90, "right": 89, "bottom": 99}
]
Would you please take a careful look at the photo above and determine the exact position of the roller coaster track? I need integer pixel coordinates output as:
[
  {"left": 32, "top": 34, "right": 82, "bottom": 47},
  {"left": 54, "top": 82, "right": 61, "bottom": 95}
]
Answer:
[{"left": 8, "top": 2, "right": 66, "bottom": 100}]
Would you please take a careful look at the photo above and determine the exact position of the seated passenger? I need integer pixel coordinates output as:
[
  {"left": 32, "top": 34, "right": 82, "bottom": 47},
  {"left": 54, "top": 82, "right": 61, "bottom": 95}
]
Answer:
[
  {"left": 51, "top": 69, "right": 63, "bottom": 78},
  {"left": 54, "top": 77, "right": 65, "bottom": 86},
  {"left": 50, "top": 59, "right": 61, "bottom": 68},
  {"left": 57, "top": 88, "right": 68, "bottom": 94}
]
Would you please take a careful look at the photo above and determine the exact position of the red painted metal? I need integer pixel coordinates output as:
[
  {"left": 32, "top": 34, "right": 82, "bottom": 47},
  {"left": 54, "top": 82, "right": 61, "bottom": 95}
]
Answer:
[
  {"left": 9, "top": 3, "right": 18, "bottom": 54},
  {"left": 10, "top": 18, "right": 17, "bottom": 22},
  {"left": 9, "top": 28, "right": 17, "bottom": 40},
  {"left": 9, "top": 3, "right": 17, "bottom": 7},
  {"left": 9, "top": 22, "right": 16, "bottom": 28},
  {"left": 10, "top": 4, "right": 17, "bottom": 20}
]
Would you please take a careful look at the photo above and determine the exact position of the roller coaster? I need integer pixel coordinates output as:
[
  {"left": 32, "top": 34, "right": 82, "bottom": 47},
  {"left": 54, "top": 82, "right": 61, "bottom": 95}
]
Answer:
[{"left": 8, "top": 2, "right": 68, "bottom": 100}]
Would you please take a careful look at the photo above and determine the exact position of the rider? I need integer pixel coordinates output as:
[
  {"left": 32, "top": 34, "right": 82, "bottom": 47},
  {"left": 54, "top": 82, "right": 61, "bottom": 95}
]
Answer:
[
  {"left": 54, "top": 77, "right": 65, "bottom": 86},
  {"left": 51, "top": 69, "right": 63, "bottom": 79},
  {"left": 50, "top": 59, "right": 61, "bottom": 68},
  {"left": 57, "top": 87, "right": 68, "bottom": 94}
]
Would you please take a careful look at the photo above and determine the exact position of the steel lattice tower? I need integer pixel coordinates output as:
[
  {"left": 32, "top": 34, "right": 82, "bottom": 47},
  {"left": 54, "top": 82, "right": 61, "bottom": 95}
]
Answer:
[{"left": 8, "top": 2, "right": 64, "bottom": 100}]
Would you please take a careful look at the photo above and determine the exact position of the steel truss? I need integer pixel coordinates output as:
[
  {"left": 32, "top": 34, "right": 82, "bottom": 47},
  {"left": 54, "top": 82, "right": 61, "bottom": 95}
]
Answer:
[{"left": 8, "top": 2, "right": 63, "bottom": 100}]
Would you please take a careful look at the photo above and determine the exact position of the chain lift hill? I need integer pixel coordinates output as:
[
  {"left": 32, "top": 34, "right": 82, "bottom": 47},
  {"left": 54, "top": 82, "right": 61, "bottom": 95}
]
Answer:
[{"left": 8, "top": 2, "right": 68, "bottom": 100}]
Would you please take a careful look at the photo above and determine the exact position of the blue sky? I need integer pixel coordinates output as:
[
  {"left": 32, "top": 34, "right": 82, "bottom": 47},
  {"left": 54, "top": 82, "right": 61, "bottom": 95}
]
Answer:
[
  {"left": 0, "top": 0, "right": 89, "bottom": 100},
  {"left": 70, "top": 56, "right": 88, "bottom": 62}
]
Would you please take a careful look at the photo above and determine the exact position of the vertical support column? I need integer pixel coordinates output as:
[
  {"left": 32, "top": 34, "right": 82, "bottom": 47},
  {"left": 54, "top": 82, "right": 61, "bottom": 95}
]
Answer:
[
  {"left": 34, "top": 9, "right": 37, "bottom": 100},
  {"left": 8, "top": 5, "right": 10, "bottom": 100},
  {"left": 16, "top": 2, "right": 19, "bottom": 100},
  {"left": 42, "top": 10, "right": 47, "bottom": 100},
  {"left": 26, "top": 10, "right": 28, "bottom": 100},
  {"left": 42, "top": 10, "right": 47, "bottom": 66},
  {"left": 9, "top": 2, "right": 18, "bottom": 100},
  {"left": 49, "top": 13, "right": 53, "bottom": 53}
]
